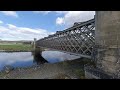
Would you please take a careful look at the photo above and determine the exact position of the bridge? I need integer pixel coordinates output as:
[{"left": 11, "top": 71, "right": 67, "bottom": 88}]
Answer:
[
  {"left": 36, "top": 11, "right": 120, "bottom": 79},
  {"left": 36, "top": 18, "right": 95, "bottom": 59}
]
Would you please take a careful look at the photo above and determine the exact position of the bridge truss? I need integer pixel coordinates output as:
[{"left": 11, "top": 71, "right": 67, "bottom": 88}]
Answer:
[{"left": 36, "top": 18, "right": 95, "bottom": 59}]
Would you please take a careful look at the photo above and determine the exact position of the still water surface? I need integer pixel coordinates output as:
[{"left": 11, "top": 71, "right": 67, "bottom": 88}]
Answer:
[{"left": 0, "top": 51, "right": 80, "bottom": 70}]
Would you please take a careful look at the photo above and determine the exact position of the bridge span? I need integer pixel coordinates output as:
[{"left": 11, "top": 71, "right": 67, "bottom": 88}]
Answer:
[{"left": 36, "top": 18, "right": 95, "bottom": 59}]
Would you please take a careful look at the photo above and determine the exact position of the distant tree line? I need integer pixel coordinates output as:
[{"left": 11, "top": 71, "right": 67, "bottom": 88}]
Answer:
[{"left": 22, "top": 41, "right": 33, "bottom": 45}]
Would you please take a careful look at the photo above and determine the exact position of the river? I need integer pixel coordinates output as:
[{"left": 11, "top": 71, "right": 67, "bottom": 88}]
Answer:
[{"left": 0, "top": 51, "right": 80, "bottom": 71}]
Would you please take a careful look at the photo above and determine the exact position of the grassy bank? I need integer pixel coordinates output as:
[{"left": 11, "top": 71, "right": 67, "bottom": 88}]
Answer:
[
  {"left": 0, "top": 44, "right": 33, "bottom": 51},
  {"left": 61, "top": 58, "right": 95, "bottom": 79}
]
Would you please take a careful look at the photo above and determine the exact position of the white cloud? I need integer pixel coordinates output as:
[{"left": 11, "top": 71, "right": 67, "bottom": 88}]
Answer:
[
  {"left": 33, "top": 11, "right": 51, "bottom": 14},
  {"left": 0, "top": 11, "right": 18, "bottom": 18},
  {"left": 56, "top": 17, "right": 64, "bottom": 25},
  {"left": 0, "top": 26, "right": 9, "bottom": 32},
  {"left": 33, "top": 11, "right": 68, "bottom": 15},
  {"left": 55, "top": 11, "right": 68, "bottom": 14},
  {"left": 0, "top": 20, "right": 3, "bottom": 24},
  {"left": 0, "top": 24, "right": 54, "bottom": 41},
  {"left": 7, "top": 24, "right": 17, "bottom": 29},
  {"left": 33, "top": 11, "right": 95, "bottom": 27},
  {"left": 55, "top": 11, "right": 95, "bottom": 27}
]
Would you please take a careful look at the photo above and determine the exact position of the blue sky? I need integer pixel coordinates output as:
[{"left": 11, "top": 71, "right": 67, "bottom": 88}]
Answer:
[{"left": 0, "top": 11, "right": 95, "bottom": 41}]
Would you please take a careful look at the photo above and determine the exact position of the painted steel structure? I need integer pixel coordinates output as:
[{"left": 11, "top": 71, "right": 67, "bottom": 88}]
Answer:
[{"left": 36, "top": 18, "right": 95, "bottom": 59}]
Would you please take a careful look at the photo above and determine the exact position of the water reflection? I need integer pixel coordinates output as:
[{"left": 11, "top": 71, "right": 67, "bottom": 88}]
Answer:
[
  {"left": 42, "top": 51, "right": 80, "bottom": 63},
  {"left": 0, "top": 51, "right": 48, "bottom": 70},
  {"left": 0, "top": 50, "right": 81, "bottom": 71},
  {"left": 0, "top": 52, "right": 33, "bottom": 70}
]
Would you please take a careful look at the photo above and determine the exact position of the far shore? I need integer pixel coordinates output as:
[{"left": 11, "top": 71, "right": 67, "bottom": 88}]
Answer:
[
  {"left": 0, "top": 50, "right": 33, "bottom": 52},
  {"left": 0, "top": 44, "right": 34, "bottom": 52}
]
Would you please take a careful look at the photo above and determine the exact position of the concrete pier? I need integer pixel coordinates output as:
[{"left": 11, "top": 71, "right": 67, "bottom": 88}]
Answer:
[
  {"left": 33, "top": 38, "right": 37, "bottom": 50},
  {"left": 95, "top": 11, "right": 120, "bottom": 78}
]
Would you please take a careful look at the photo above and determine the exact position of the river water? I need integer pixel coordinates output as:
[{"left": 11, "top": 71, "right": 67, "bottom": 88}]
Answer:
[{"left": 0, "top": 51, "right": 80, "bottom": 71}]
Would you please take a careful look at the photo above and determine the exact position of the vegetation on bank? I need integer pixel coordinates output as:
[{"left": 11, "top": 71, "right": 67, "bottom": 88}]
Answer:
[
  {"left": 61, "top": 58, "right": 96, "bottom": 79},
  {"left": 0, "top": 44, "right": 33, "bottom": 51}
]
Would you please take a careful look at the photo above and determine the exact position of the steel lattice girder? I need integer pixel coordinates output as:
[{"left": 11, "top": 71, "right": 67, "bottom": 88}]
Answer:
[{"left": 36, "top": 18, "right": 95, "bottom": 59}]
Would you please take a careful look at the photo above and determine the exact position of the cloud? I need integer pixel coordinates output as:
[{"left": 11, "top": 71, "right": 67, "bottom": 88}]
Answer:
[
  {"left": 56, "top": 17, "right": 64, "bottom": 25},
  {"left": 7, "top": 24, "right": 17, "bottom": 29},
  {"left": 33, "top": 11, "right": 52, "bottom": 14},
  {"left": 55, "top": 11, "right": 68, "bottom": 14},
  {"left": 0, "top": 24, "right": 54, "bottom": 41},
  {"left": 0, "top": 11, "right": 18, "bottom": 18},
  {"left": 0, "top": 20, "right": 3, "bottom": 24},
  {"left": 55, "top": 11, "right": 95, "bottom": 27},
  {"left": 33, "top": 11, "right": 68, "bottom": 15},
  {"left": 33, "top": 11, "right": 95, "bottom": 26}
]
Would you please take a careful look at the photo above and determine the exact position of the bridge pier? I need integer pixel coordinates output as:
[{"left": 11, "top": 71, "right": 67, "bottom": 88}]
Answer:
[
  {"left": 33, "top": 38, "right": 37, "bottom": 50},
  {"left": 32, "top": 39, "right": 48, "bottom": 65},
  {"left": 85, "top": 11, "right": 120, "bottom": 79}
]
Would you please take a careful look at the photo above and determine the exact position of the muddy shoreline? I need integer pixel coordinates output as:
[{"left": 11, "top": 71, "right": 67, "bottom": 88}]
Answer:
[{"left": 0, "top": 58, "right": 88, "bottom": 79}]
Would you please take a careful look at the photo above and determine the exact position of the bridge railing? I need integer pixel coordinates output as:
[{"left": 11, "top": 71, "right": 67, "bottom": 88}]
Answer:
[{"left": 36, "top": 18, "right": 95, "bottom": 59}]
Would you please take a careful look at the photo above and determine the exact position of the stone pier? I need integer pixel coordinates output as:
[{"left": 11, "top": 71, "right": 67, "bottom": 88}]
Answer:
[
  {"left": 33, "top": 38, "right": 37, "bottom": 50},
  {"left": 85, "top": 11, "right": 120, "bottom": 79}
]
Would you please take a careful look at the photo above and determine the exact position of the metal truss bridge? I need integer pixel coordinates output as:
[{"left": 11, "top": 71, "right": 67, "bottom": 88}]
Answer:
[{"left": 36, "top": 18, "right": 95, "bottom": 59}]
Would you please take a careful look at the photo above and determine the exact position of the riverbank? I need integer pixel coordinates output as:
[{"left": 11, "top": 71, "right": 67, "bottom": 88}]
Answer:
[
  {"left": 0, "top": 44, "right": 33, "bottom": 52},
  {"left": 0, "top": 58, "right": 93, "bottom": 79}
]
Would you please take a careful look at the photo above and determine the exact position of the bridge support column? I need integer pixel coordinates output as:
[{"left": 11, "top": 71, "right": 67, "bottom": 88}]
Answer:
[
  {"left": 33, "top": 38, "right": 37, "bottom": 50},
  {"left": 95, "top": 11, "right": 120, "bottom": 78},
  {"left": 32, "top": 38, "right": 48, "bottom": 64},
  {"left": 85, "top": 11, "right": 120, "bottom": 79}
]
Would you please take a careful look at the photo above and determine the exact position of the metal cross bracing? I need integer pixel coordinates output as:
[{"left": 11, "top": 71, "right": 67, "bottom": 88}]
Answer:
[{"left": 36, "top": 18, "right": 95, "bottom": 59}]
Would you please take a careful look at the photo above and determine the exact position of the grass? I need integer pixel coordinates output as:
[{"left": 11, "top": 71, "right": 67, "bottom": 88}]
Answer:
[
  {"left": 74, "top": 69, "right": 85, "bottom": 79},
  {"left": 0, "top": 44, "right": 33, "bottom": 51},
  {"left": 61, "top": 58, "right": 96, "bottom": 79},
  {"left": 60, "top": 59, "right": 85, "bottom": 79}
]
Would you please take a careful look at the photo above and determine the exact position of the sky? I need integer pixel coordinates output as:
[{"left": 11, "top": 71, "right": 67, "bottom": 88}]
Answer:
[{"left": 0, "top": 11, "right": 95, "bottom": 41}]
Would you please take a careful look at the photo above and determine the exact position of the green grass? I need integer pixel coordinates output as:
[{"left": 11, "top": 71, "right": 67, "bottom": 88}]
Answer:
[
  {"left": 74, "top": 69, "right": 85, "bottom": 79},
  {"left": 61, "top": 58, "right": 96, "bottom": 79},
  {"left": 0, "top": 44, "right": 33, "bottom": 51}
]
